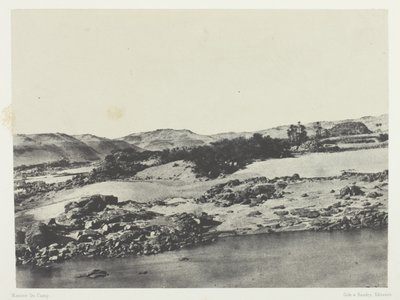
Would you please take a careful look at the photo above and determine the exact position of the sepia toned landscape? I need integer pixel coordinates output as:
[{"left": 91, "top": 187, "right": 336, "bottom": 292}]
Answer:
[
  {"left": 11, "top": 10, "right": 388, "bottom": 288},
  {"left": 14, "top": 114, "right": 388, "bottom": 287}
]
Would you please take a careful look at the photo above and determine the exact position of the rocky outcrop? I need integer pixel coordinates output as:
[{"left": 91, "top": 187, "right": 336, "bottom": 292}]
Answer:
[
  {"left": 329, "top": 122, "right": 372, "bottom": 137},
  {"left": 339, "top": 185, "right": 365, "bottom": 198},
  {"left": 25, "top": 222, "right": 73, "bottom": 248},
  {"left": 314, "top": 208, "right": 388, "bottom": 231},
  {"left": 16, "top": 195, "right": 220, "bottom": 267},
  {"left": 290, "top": 208, "right": 320, "bottom": 218},
  {"left": 340, "top": 170, "right": 388, "bottom": 182},
  {"left": 196, "top": 177, "right": 294, "bottom": 207}
]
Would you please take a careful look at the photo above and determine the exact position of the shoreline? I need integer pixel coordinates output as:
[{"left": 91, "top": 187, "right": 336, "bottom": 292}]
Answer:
[{"left": 16, "top": 227, "right": 388, "bottom": 289}]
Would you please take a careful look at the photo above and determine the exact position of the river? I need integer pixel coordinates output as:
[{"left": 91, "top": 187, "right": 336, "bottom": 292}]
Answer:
[{"left": 16, "top": 228, "right": 387, "bottom": 288}]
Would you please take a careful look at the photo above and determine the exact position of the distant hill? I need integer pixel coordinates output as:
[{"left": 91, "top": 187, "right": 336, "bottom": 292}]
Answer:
[
  {"left": 73, "top": 134, "right": 143, "bottom": 158},
  {"left": 13, "top": 133, "right": 144, "bottom": 167},
  {"left": 119, "top": 129, "right": 214, "bottom": 151},
  {"left": 253, "top": 114, "right": 387, "bottom": 140},
  {"left": 328, "top": 122, "right": 372, "bottom": 137},
  {"left": 14, "top": 114, "right": 387, "bottom": 165},
  {"left": 14, "top": 133, "right": 100, "bottom": 167}
]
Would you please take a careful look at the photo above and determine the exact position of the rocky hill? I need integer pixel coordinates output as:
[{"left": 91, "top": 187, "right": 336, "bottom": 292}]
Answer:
[
  {"left": 328, "top": 122, "right": 372, "bottom": 137},
  {"left": 13, "top": 133, "right": 143, "bottom": 167},
  {"left": 14, "top": 114, "right": 387, "bottom": 165},
  {"left": 73, "top": 134, "right": 143, "bottom": 158},
  {"left": 119, "top": 129, "right": 214, "bottom": 151},
  {"left": 209, "top": 114, "right": 387, "bottom": 141}
]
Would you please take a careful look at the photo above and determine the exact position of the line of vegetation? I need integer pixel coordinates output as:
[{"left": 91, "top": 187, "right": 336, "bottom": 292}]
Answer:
[{"left": 89, "top": 134, "right": 291, "bottom": 180}]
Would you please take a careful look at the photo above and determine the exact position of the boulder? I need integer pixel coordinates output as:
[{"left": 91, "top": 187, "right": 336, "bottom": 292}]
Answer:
[
  {"left": 77, "top": 229, "right": 103, "bottom": 242},
  {"left": 247, "top": 211, "right": 262, "bottom": 217},
  {"left": 64, "top": 194, "right": 118, "bottom": 216},
  {"left": 25, "top": 222, "right": 72, "bottom": 248},
  {"left": 367, "top": 191, "right": 383, "bottom": 199},
  {"left": 274, "top": 210, "right": 289, "bottom": 217},
  {"left": 15, "top": 230, "right": 26, "bottom": 244},
  {"left": 290, "top": 208, "right": 320, "bottom": 218},
  {"left": 339, "top": 185, "right": 364, "bottom": 198},
  {"left": 291, "top": 173, "right": 300, "bottom": 181},
  {"left": 250, "top": 184, "right": 276, "bottom": 196},
  {"left": 15, "top": 244, "right": 30, "bottom": 257},
  {"left": 118, "top": 231, "right": 140, "bottom": 244},
  {"left": 272, "top": 205, "right": 285, "bottom": 210},
  {"left": 275, "top": 181, "right": 288, "bottom": 189}
]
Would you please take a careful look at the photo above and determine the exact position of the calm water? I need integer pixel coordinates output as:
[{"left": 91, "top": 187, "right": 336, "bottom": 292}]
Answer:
[{"left": 16, "top": 229, "right": 387, "bottom": 288}]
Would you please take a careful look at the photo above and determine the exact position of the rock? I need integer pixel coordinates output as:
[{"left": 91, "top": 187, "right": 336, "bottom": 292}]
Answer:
[
  {"left": 301, "top": 193, "right": 308, "bottom": 197},
  {"left": 101, "top": 224, "right": 109, "bottom": 234},
  {"left": 272, "top": 205, "right": 285, "bottom": 210},
  {"left": 362, "top": 202, "right": 371, "bottom": 206},
  {"left": 64, "top": 194, "right": 119, "bottom": 217},
  {"left": 197, "top": 214, "right": 222, "bottom": 227},
  {"left": 247, "top": 211, "right": 262, "bottom": 217},
  {"left": 330, "top": 190, "right": 335, "bottom": 193},
  {"left": 77, "top": 229, "right": 103, "bottom": 242},
  {"left": 25, "top": 222, "right": 73, "bottom": 248},
  {"left": 340, "top": 185, "right": 365, "bottom": 198},
  {"left": 48, "top": 218, "right": 57, "bottom": 226},
  {"left": 76, "top": 269, "right": 109, "bottom": 279},
  {"left": 48, "top": 248, "right": 59, "bottom": 256},
  {"left": 15, "top": 230, "right": 26, "bottom": 244},
  {"left": 15, "top": 244, "right": 30, "bottom": 257},
  {"left": 118, "top": 231, "right": 140, "bottom": 244},
  {"left": 178, "top": 257, "right": 190, "bottom": 261},
  {"left": 250, "top": 184, "right": 276, "bottom": 196},
  {"left": 49, "top": 255, "right": 59, "bottom": 262},
  {"left": 332, "top": 201, "right": 342, "bottom": 208},
  {"left": 64, "top": 201, "right": 80, "bottom": 213},
  {"left": 274, "top": 210, "right": 289, "bottom": 217},
  {"left": 275, "top": 181, "right": 288, "bottom": 189},
  {"left": 367, "top": 191, "right": 383, "bottom": 199},
  {"left": 291, "top": 173, "right": 300, "bottom": 181},
  {"left": 84, "top": 220, "right": 102, "bottom": 230},
  {"left": 290, "top": 208, "right": 320, "bottom": 218}
]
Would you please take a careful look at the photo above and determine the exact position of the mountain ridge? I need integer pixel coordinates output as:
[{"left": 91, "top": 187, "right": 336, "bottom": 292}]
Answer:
[{"left": 14, "top": 114, "right": 388, "bottom": 166}]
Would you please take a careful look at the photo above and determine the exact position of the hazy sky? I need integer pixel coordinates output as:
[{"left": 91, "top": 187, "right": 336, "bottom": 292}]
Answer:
[{"left": 12, "top": 10, "right": 387, "bottom": 138}]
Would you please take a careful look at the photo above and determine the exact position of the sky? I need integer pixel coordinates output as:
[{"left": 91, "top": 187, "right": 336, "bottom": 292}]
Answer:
[{"left": 12, "top": 10, "right": 387, "bottom": 138}]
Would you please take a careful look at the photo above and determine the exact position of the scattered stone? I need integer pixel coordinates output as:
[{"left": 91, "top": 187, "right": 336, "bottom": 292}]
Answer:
[
  {"left": 247, "top": 211, "right": 262, "bottom": 217},
  {"left": 272, "top": 205, "right": 285, "bottom": 210},
  {"left": 290, "top": 208, "right": 320, "bottom": 218},
  {"left": 367, "top": 191, "right": 383, "bottom": 199},
  {"left": 76, "top": 269, "right": 109, "bottom": 279},
  {"left": 178, "top": 257, "right": 190, "bottom": 261},
  {"left": 301, "top": 193, "right": 308, "bottom": 197},
  {"left": 274, "top": 210, "right": 289, "bottom": 217}
]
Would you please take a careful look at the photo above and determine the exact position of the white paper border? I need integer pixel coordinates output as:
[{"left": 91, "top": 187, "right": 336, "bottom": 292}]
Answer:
[{"left": 1, "top": 1, "right": 399, "bottom": 299}]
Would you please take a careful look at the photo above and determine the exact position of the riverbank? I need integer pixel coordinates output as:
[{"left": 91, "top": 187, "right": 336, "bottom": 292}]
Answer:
[
  {"left": 16, "top": 228, "right": 388, "bottom": 288},
  {"left": 14, "top": 169, "right": 388, "bottom": 267}
]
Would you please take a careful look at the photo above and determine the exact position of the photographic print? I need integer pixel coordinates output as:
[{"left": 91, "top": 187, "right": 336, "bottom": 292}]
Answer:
[{"left": 11, "top": 10, "right": 388, "bottom": 288}]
